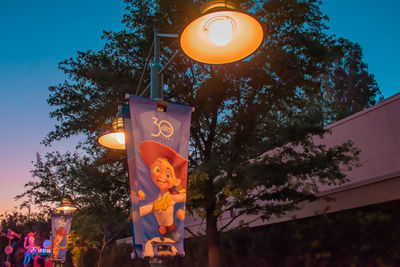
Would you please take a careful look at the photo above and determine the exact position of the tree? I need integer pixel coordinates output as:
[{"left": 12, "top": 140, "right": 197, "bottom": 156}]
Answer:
[
  {"left": 16, "top": 151, "right": 131, "bottom": 267},
  {"left": 325, "top": 38, "right": 383, "bottom": 120},
  {"left": 17, "top": 1, "right": 379, "bottom": 267}
]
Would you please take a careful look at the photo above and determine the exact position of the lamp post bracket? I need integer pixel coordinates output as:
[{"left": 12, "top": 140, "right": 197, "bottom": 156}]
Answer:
[
  {"left": 140, "top": 83, "right": 151, "bottom": 97},
  {"left": 159, "top": 50, "right": 180, "bottom": 75},
  {"left": 157, "top": 33, "right": 179, "bottom": 38}
]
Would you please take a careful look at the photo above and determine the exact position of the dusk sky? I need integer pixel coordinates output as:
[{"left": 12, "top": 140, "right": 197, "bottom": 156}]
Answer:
[{"left": 0, "top": 0, "right": 399, "bottom": 214}]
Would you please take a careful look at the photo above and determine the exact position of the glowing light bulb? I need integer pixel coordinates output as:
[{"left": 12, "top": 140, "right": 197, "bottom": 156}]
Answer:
[
  {"left": 116, "top": 132, "right": 125, "bottom": 145},
  {"left": 207, "top": 17, "right": 234, "bottom": 46}
]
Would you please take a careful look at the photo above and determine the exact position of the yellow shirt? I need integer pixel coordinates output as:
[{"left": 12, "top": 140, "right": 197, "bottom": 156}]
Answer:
[{"left": 153, "top": 192, "right": 174, "bottom": 211}]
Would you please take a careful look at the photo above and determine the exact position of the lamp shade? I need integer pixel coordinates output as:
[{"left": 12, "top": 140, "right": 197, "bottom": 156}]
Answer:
[
  {"left": 98, "top": 116, "right": 126, "bottom": 150},
  {"left": 180, "top": 1, "right": 263, "bottom": 64},
  {"left": 98, "top": 132, "right": 126, "bottom": 150},
  {"left": 56, "top": 197, "right": 77, "bottom": 213}
]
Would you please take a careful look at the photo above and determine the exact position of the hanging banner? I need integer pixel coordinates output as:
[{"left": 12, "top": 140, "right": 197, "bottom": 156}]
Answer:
[
  {"left": 125, "top": 95, "right": 192, "bottom": 258},
  {"left": 51, "top": 214, "right": 72, "bottom": 261}
]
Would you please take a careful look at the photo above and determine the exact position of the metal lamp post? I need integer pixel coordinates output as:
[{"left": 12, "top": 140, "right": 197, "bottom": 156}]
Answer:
[{"left": 150, "top": 30, "right": 180, "bottom": 100}]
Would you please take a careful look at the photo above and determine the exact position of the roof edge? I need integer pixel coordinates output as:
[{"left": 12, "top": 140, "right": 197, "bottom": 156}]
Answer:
[{"left": 326, "top": 92, "right": 400, "bottom": 130}]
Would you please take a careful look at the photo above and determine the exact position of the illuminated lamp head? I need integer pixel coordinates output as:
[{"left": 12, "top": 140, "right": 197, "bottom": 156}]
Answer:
[
  {"left": 55, "top": 197, "right": 77, "bottom": 213},
  {"left": 98, "top": 111, "right": 126, "bottom": 150},
  {"left": 180, "top": 0, "right": 264, "bottom": 64}
]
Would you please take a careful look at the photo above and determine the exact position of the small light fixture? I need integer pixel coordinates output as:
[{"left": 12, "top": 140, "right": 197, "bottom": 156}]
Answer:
[
  {"left": 56, "top": 197, "right": 77, "bottom": 213},
  {"left": 180, "top": 0, "right": 264, "bottom": 64},
  {"left": 98, "top": 111, "right": 126, "bottom": 150}
]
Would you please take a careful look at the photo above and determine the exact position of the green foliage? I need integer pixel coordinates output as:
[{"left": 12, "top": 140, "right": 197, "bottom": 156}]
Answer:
[
  {"left": 68, "top": 200, "right": 400, "bottom": 266},
  {"left": 180, "top": 200, "right": 400, "bottom": 266},
  {"left": 0, "top": 211, "right": 50, "bottom": 241},
  {"left": 102, "top": 244, "right": 147, "bottom": 267},
  {"left": 16, "top": 150, "right": 128, "bottom": 212},
  {"left": 325, "top": 38, "right": 383, "bottom": 120},
  {"left": 15, "top": 150, "right": 131, "bottom": 266},
  {"left": 17, "top": 0, "right": 382, "bottom": 266},
  {"left": 69, "top": 231, "right": 90, "bottom": 267},
  {"left": 31, "top": 0, "right": 366, "bottom": 226}
]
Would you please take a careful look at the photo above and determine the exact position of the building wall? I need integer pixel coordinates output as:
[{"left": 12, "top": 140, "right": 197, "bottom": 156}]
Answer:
[
  {"left": 320, "top": 93, "right": 400, "bottom": 194},
  {"left": 185, "top": 93, "right": 400, "bottom": 236}
]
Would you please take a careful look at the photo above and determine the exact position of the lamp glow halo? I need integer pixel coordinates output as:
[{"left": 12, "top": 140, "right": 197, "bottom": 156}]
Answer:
[
  {"left": 180, "top": 10, "right": 263, "bottom": 64},
  {"left": 98, "top": 132, "right": 126, "bottom": 150}
]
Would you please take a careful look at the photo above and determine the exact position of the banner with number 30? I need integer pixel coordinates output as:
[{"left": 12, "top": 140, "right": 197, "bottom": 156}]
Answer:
[{"left": 125, "top": 96, "right": 192, "bottom": 258}]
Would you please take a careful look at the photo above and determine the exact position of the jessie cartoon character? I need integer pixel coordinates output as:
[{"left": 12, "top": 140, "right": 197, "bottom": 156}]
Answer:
[
  {"left": 138, "top": 140, "right": 187, "bottom": 239},
  {"left": 52, "top": 228, "right": 68, "bottom": 259}
]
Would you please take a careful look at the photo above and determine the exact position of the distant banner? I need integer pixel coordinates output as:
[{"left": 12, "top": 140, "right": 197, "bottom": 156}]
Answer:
[
  {"left": 51, "top": 214, "right": 72, "bottom": 261},
  {"left": 125, "top": 96, "right": 192, "bottom": 258}
]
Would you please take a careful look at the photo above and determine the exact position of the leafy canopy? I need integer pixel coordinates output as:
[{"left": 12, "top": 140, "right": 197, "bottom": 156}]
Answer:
[{"left": 19, "top": 0, "right": 380, "bottom": 245}]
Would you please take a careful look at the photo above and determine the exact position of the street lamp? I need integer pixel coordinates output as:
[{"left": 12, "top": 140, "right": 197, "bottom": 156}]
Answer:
[
  {"left": 55, "top": 197, "right": 77, "bottom": 214},
  {"left": 55, "top": 185, "right": 77, "bottom": 214},
  {"left": 98, "top": 0, "right": 263, "bottom": 149}
]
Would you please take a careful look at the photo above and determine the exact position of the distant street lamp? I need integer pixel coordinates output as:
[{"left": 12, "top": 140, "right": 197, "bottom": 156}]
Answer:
[
  {"left": 55, "top": 185, "right": 77, "bottom": 214},
  {"left": 55, "top": 197, "right": 77, "bottom": 214},
  {"left": 98, "top": 0, "right": 264, "bottom": 149}
]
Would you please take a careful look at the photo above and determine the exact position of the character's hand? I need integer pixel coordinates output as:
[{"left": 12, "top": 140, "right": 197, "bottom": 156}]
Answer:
[
  {"left": 176, "top": 209, "right": 185, "bottom": 221},
  {"left": 138, "top": 190, "right": 145, "bottom": 200}
]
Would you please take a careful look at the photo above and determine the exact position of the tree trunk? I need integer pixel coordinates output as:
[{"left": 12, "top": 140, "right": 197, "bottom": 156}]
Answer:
[
  {"left": 97, "top": 248, "right": 104, "bottom": 267},
  {"left": 97, "top": 235, "right": 106, "bottom": 267},
  {"left": 97, "top": 249, "right": 103, "bottom": 267},
  {"left": 206, "top": 212, "right": 222, "bottom": 267}
]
